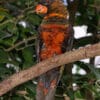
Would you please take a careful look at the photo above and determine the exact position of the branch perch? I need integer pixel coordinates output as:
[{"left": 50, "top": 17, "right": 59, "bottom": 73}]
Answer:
[{"left": 0, "top": 43, "right": 100, "bottom": 96}]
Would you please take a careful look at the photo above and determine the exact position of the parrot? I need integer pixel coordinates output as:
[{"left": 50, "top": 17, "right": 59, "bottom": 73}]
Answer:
[{"left": 35, "top": 0, "right": 74, "bottom": 100}]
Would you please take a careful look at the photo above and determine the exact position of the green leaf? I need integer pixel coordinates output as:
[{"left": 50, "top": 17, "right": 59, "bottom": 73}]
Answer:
[
  {"left": 0, "top": 63, "right": 15, "bottom": 81},
  {"left": 75, "top": 61, "right": 100, "bottom": 79},
  {"left": 0, "top": 10, "right": 12, "bottom": 19},
  {"left": 22, "top": 47, "right": 34, "bottom": 69},
  {"left": 26, "top": 14, "right": 42, "bottom": 26},
  {"left": 0, "top": 15, "right": 5, "bottom": 22},
  {"left": 7, "top": 22, "right": 18, "bottom": 34},
  {"left": 0, "top": 37, "right": 14, "bottom": 46},
  {"left": 0, "top": 30, "right": 12, "bottom": 40},
  {"left": 11, "top": 95, "right": 25, "bottom": 100},
  {"left": 75, "top": 90, "right": 84, "bottom": 99},
  {"left": 75, "top": 61, "right": 90, "bottom": 72},
  {"left": 65, "top": 89, "right": 75, "bottom": 100},
  {"left": 86, "top": 63, "right": 100, "bottom": 79},
  {"left": 0, "top": 49, "right": 9, "bottom": 63},
  {"left": 0, "top": 7, "right": 9, "bottom": 22}
]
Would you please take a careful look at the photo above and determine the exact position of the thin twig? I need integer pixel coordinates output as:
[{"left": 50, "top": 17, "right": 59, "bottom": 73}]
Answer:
[{"left": 4, "top": 35, "right": 37, "bottom": 52}]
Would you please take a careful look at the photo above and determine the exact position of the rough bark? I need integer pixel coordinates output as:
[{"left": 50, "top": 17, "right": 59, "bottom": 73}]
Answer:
[{"left": 0, "top": 43, "right": 100, "bottom": 96}]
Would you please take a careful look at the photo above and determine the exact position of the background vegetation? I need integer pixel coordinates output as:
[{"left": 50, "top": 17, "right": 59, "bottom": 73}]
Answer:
[{"left": 0, "top": 0, "right": 100, "bottom": 100}]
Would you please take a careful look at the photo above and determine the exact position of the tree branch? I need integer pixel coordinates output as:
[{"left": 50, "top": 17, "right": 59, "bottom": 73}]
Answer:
[
  {"left": 0, "top": 43, "right": 100, "bottom": 96},
  {"left": 4, "top": 35, "right": 37, "bottom": 52}
]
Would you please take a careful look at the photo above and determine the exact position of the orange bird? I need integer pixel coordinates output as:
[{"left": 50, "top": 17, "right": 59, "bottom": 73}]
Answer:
[{"left": 35, "top": 0, "right": 74, "bottom": 99}]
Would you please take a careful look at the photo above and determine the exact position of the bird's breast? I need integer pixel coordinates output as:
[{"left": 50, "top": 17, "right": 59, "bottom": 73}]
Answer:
[{"left": 40, "top": 23, "right": 69, "bottom": 60}]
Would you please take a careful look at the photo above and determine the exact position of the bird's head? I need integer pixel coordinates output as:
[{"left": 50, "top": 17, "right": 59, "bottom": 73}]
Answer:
[{"left": 35, "top": 0, "right": 54, "bottom": 14}]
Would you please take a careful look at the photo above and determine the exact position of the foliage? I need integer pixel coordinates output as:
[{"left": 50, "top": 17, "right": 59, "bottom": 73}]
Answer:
[{"left": 0, "top": 0, "right": 99, "bottom": 100}]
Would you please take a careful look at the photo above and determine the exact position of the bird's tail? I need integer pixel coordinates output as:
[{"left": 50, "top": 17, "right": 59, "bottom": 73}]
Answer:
[{"left": 36, "top": 68, "right": 60, "bottom": 100}]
